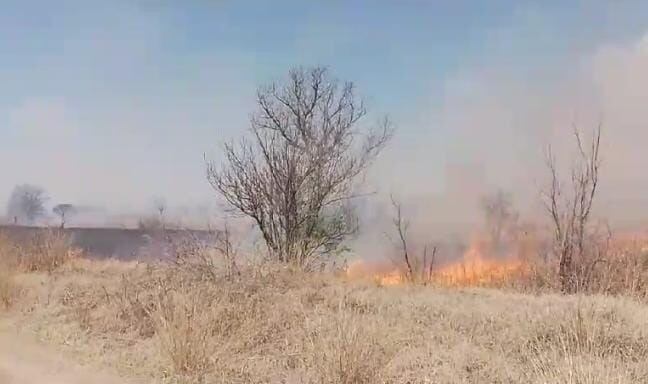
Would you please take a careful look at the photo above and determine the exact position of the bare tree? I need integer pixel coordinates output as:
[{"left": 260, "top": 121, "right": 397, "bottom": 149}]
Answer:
[
  {"left": 7, "top": 184, "right": 48, "bottom": 225},
  {"left": 389, "top": 195, "right": 414, "bottom": 280},
  {"left": 52, "top": 204, "right": 76, "bottom": 229},
  {"left": 388, "top": 195, "right": 437, "bottom": 283},
  {"left": 207, "top": 66, "right": 392, "bottom": 268},
  {"left": 543, "top": 124, "right": 601, "bottom": 293},
  {"left": 481, "top": 190, "right": 518, "bottom": 254}
]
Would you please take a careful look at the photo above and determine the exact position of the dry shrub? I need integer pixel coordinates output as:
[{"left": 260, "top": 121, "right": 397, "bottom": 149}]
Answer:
[
  {"left": 19, "top": 229, "right": 77, "bottom": 272},
  {"left": 584, "top": 241, "right": 648, "bottom": 298},
  {"left": 170, "top": 231, "right": 239, "bottom": 282},
  {"left": 517, "top": 234, "right": 648, "bottom": 300},
  {"left": 0, "top": 229, "right": 77, "bottom": 273}
]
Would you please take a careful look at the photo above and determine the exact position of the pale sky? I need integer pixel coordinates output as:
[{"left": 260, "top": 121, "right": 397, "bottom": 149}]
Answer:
[{"left": 2, "top": 1, "right": 648, "bottom": 227}]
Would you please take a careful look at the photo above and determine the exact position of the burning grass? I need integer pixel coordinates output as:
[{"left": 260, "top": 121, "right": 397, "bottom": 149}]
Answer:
[
  {"left": 347, "top": 257, "right": 527, "bottom": 288},
  {"left": 348, "top": 236, "right": 530, "bottom": 288},
  {"left": 350, "top": 230, "right": 648, "bottom": 299},
  {"left": 433, "top": 256, "right": 525, "bottom": 286}
]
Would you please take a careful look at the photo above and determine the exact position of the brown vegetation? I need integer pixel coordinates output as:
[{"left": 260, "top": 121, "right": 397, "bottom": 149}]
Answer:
[
  {"left": 544, "top": 125, "right": 602, "bottom": 293},
  {"left": 0, "top": 229, "right": 77, "bottom": 273},
  {"left": 0, "top": 112, "right": 646, "bottom": 383},
  {"left": 0, "top": 269, "right": 16, "bottom": 310},
  {"left": 1, "top": 232, "right": 647, "bottom": 383}
]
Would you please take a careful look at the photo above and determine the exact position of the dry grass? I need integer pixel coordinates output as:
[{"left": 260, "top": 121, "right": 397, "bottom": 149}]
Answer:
[
  {"left": 1, "top": 231, "right": 647, "bottom": 383},
  {"left": 0, "top": 235, "right": 18, "bottom": 311},
  {"left": 1, "top": 230, "right": 76, "bottom": 311},
  {"left": 18, "top": 229, "right": 77, "bottom": 272},
  {"left": 516, "top": 238, "right": 648, "bottom": 300},
  {"left": 0, "top": 229, "right": 78, "bottom": 273},
  {"left": 3, "top": 256, "right": 646, "bottom": 384},
  {"left": 0, "top": 269, "right": 17, "bottom": 310}
]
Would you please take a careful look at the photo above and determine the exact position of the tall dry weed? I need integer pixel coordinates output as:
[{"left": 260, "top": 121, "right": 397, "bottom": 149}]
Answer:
[
  {"left": 0, "top": 269, "right": 16, "bottom": 310},
  {"left": 19, "top": 229, "right": 77, "bottom": 272},
  {"left": 521, "top": 301, "right": 648, "bottom": 383},
  {"left": 501, "top": 231, "right": 648, "bottom": 301},
  {"left": 0, "top": 229, "right": 77, "bottom": 273}
]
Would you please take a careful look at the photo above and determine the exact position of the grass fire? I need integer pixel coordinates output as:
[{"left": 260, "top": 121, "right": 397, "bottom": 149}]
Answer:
[
  {"left": 3, "top": 4, "right": 648, "bottom": 383},
  {"left": 346, "top": 235, "right": 529, "bottom": 287}
]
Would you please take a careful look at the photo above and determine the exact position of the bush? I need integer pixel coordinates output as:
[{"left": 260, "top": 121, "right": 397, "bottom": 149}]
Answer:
[
  {"left": 517, "top": 236, "right": 648, "bottom": 299},
  {"left": 11, "top": 229, "right": 77, "bottom": 272}
]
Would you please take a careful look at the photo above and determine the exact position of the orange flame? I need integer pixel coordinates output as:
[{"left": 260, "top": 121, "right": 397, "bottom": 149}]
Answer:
[
  {"left": 432, "top": 243, "right": 525, "bottom": 286},
  {"left": 346, "top": 235, "right": 529, "bottom": 287},
  {"left": 345, "top": 260, "right": 406, "bottom": 286}
]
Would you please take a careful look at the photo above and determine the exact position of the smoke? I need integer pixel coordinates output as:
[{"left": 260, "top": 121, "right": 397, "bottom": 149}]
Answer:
[
  {"left": 2, "top": 3, "right": 648, "bottom": 245},
  {"left": 354, "top": 30, "right": 648, "bottom": 262}
]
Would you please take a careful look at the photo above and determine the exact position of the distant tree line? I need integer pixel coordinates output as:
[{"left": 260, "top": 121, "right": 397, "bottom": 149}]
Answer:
[{"left": 6, "top": 184, "right": 76, "bottom": 228}]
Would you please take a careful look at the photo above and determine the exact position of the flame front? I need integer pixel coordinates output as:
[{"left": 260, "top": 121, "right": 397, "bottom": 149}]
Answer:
[
  {"left": 346, "top": 235, "right": 528, "bottom": 287},
  {"left": 375, "top": 269, "right": 406, "bottom": 286},
  {"left": 345, "top": 260, "right": 407, "bottom": 286},
  {"left": 433, "top": 244, "right": 524, "bottom": 286},
  {"left": 346, "top": 229, "right": 648, "bottom": 288}
]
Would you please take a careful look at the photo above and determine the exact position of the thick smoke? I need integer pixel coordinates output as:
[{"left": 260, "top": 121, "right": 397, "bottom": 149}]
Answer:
[{"left": 353, "top": 31, "right": 648, "bottom": 263}]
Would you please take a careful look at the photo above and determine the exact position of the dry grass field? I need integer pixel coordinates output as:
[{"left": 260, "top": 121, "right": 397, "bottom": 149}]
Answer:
[{"left": 1, "top": 233, "right": 648, "bottom": 384}]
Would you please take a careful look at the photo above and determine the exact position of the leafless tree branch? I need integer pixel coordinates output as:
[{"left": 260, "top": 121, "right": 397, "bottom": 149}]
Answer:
[
  {"left": 543, "top": 124, "right": 602, "bottom": 293},
  {"left": 207, "top": 66, "right": 392, "bottom": 268}
]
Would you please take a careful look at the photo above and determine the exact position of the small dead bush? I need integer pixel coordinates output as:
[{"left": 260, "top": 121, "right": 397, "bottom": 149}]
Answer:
[
  {"left": 584, "top": 242, "right": 648, "bottom": 299},
  {"left": 19, "top": 229, "right": 77, "bottom": 272},
  {"left": 171, "top": 228, "right": 241, "bottom": 282},
  {"left": 519, "top": 236, "right": 648, "bottom": 300}
]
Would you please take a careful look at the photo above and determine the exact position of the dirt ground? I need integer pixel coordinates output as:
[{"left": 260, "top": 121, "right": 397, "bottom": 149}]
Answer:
[{"left": 0, "top": 320, "right": 143, "bottom": 384}]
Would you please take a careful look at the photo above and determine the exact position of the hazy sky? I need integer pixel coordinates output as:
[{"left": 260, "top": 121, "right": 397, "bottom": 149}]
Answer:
[{"left": 1, "top": 1, "right": 648, "bottom": 225}]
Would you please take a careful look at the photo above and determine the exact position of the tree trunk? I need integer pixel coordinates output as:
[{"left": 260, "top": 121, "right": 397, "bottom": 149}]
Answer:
[{"left": 559, "top": 251, "right": 574, "bottom": 293}]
